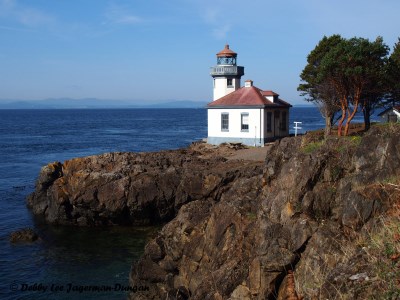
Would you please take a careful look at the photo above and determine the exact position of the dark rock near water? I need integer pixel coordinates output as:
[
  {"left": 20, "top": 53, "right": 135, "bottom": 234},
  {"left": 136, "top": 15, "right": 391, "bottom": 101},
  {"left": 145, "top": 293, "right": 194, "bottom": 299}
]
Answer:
[
  {"left": 9, "top": 228, "right": 39, "bottom": 243},
  {"left": 27, "top": 125, "right": 400, "bottom": 299}
]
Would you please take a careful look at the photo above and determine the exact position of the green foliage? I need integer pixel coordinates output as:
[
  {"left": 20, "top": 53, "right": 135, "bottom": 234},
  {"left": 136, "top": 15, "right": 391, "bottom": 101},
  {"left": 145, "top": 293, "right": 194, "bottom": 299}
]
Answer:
[
  {"left": 387, "top": 38, "right": 400, "bottom": 105},
  {"left": 349, "top": 135, "right": 362, "bottom": 146},
  {"left": 246, "top": 212, "right": 257, "bottom": 221},
  {"left": 330, "top": 166, "right": 342, "bottom": 181},
  {"left": 299, "top": 35, "right": 390, "bottom": 135},
  {"left": 302, "top": 141, "right": 324, "bottom": 153},
  {"left": 382, "top": 175, "right": 400, "bottom": 185}
]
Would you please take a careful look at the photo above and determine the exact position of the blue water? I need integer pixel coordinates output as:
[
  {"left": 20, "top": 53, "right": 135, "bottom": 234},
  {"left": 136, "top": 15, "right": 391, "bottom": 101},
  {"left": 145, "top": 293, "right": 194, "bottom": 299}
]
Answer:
[{"left": 0, "top": 107, "right": 381, "bottom": 299}]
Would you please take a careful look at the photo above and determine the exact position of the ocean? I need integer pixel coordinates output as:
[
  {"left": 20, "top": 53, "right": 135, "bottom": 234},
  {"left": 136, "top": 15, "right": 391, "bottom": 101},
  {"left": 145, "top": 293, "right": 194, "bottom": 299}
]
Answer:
[{"left": 0, "top": 107, "right": 381, "bottom": 299}]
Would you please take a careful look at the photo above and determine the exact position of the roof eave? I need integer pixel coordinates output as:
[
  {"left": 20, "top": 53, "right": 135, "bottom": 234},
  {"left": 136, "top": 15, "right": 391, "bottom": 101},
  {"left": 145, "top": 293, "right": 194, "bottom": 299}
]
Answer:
[{"left": 207, "top": 104, "right": 291, "bottom": 109}]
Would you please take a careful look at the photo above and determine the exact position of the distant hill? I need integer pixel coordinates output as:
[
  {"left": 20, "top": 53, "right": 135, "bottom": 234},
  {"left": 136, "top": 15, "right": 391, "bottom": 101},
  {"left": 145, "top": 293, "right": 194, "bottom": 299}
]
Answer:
[
  {"left": 0, "top": 98, "right": 208, "bottom": 109},
  {"left": 143, "top": 100, "right": 208, "bottom": 108}
]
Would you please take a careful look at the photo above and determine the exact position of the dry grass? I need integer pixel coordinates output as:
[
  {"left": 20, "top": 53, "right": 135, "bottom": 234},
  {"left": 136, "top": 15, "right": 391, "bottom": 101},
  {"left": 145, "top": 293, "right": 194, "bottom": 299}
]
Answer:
[
  {"left": 361, "top": 177, "right": 400, "bottom": 299},
  {"left": 365, "top": 216, "right": 400, "bottom": 299},
  {"left": 295, "top": 176, "right": 400, "bottom": 299}
]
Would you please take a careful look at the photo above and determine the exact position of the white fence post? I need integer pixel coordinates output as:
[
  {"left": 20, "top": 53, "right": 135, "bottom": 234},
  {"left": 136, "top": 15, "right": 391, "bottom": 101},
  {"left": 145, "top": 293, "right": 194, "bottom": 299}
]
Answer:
[{"left": 294, "top": 122, "right": 302, "bottom": 137}]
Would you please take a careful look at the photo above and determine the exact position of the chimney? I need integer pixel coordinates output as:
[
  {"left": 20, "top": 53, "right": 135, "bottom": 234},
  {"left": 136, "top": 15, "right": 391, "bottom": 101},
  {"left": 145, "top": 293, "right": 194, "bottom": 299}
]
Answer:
[{"left": 245, "top": 80, "right": 253, "bottom": 87}]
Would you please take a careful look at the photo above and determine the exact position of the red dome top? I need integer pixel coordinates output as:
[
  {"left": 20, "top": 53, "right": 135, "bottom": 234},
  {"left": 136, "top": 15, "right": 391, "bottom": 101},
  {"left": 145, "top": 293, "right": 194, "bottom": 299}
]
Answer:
[{"left": 216, "top": 44, "right": 237, "bottom": 57}]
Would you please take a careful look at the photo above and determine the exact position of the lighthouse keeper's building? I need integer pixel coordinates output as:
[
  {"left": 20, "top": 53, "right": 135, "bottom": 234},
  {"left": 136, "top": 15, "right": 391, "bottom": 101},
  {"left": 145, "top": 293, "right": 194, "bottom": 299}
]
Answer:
[{"left": 207, "top": 44, "right": 292, "bottom": 147}]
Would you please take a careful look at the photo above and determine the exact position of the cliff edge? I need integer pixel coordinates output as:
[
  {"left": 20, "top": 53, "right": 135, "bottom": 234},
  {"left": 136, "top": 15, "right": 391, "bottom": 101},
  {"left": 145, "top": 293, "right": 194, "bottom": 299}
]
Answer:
[
  {"left": 27, "top": 124, "right": 400, "bottom": 299},
  {"left": 128, "top": 124, "right": 399, "bottom": 299},
  {"left": 27, "top": 143, "right": 264, "bottom": 226}
]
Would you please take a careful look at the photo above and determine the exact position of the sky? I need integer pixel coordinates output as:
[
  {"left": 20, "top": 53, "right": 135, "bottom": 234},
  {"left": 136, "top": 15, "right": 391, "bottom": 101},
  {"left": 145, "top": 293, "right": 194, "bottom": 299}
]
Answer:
[{"left": 1, "top": 0, "right": 400, "bottom": 105}]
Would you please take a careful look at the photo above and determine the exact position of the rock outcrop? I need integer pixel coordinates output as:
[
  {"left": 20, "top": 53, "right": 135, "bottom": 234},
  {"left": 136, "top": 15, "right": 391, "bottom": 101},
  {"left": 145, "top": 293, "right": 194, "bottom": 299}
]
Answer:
[
  {"left": 128, "top": 125, "right": 400, "bottom": 299},
  {"left": 9, "top": 228, "right": 39, "bottom": 243},
  {"left": 27, "top": 143, "right": 263, "bottom": 226},
  {"left": 27, "top": 124, "right": 400, "bottom": 299}
]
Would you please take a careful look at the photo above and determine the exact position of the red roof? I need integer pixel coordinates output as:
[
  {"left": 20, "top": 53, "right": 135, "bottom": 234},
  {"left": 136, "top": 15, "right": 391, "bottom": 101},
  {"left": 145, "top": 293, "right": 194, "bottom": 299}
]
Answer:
[
  {"left": 217, "top": 44, "right": 237, "bottom": 57},
  {"left": 261, "top": 90, "right": 279, "bottom": 97},
  {"left": 207, "top": 85, "right": 292, "bottom": 108}
]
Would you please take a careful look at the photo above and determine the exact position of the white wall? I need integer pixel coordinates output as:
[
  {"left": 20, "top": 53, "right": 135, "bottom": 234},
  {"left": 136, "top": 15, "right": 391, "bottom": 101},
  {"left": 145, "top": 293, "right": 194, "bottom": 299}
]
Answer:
[
  {"left": 265, "top": 95, "right": 274, "bottom": 102},
  {"left": 213, "top": 77, "right": 241, "bottom": 100},
  {"left": 208, "top": 108, "right": 264, "bottom": 145},
  {"left": 394, "top": 109, "right": 400, "bottom": 120}
]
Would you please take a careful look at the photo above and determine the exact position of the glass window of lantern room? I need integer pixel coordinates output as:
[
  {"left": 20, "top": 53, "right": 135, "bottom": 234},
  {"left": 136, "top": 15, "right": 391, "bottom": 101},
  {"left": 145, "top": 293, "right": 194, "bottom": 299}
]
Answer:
[{"left": 221, "top": 113, "right": 229, "bottom": 131}]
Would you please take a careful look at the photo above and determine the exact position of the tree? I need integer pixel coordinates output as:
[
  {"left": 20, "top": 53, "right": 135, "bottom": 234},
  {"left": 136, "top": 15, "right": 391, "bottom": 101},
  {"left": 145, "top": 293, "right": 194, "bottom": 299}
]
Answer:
[
  {"left": 316, "top": 38, "right": 350, "bottom": 136},
  {"left": 387, "top": 38, "right": 400, "bottom": 106},
  {"left": 358, "top": 37, "right": 389, "bottom": 131},
  {"left": 298, "top": 35, "right": 343, "bottom": 137},
  {"left": 313, "top": 82, "right": 341, "bottom": 137},
  {"left": 299, "top": 35, "right": 389, "bottom": 136}
]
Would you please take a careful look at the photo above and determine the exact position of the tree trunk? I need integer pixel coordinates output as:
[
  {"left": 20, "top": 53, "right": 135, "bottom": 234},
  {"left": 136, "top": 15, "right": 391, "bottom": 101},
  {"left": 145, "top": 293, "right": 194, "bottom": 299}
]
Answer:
[
  {"left": 337, "top": 94, "right": 348, "bottom": 136},
  {"left": 324, "top": 115, "right": 332, "bottom": 138},
  {"left": 363, "top": 103, "right": 371, "bottom": 131},
  {"left": 344, "top": 91, "right": 361, "bottom": 136},
  {"left": 337, "top": 106, "right": 346, "bottom": 136}
]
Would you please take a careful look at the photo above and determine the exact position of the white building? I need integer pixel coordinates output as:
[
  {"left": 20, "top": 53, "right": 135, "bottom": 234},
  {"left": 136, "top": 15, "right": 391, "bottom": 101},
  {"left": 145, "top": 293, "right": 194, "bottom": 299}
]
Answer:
[
  {"left": 378, "top": 106, "right": 400, "bottom": 122},
  {"left": 207, "top": 45, "right": 292, "bottom": 146}
]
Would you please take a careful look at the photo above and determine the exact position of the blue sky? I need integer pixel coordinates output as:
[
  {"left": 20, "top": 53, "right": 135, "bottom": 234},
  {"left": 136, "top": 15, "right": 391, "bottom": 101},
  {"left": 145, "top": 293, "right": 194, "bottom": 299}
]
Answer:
[{"left": 1, "top": 0, "right": 399, "bottom": 105}]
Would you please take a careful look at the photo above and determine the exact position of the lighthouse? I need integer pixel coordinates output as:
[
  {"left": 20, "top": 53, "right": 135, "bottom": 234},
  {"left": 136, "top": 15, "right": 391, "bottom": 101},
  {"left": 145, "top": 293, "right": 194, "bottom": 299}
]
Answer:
[
  {"left": 210, "top": 44, "right": 244, "bottom": 100},
  {"left": 207, "top": 45, "right": 292, "bottom": 146}
]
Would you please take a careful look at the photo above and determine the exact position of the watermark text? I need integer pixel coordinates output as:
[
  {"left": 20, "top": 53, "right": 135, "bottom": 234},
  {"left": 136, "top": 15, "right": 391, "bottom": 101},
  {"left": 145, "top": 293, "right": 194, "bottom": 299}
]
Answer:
[{"left": 9, "top": 282, "right": 149, "bottom": 294}]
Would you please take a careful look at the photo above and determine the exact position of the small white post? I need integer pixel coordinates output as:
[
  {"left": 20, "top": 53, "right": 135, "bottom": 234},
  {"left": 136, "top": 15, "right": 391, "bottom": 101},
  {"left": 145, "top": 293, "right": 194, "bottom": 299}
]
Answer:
[
  {"left": 254, "top": 126, "right": 257, "bottom": 147},
  {"left": 294, "top": 122, "right": 302, "bottom": 137}
]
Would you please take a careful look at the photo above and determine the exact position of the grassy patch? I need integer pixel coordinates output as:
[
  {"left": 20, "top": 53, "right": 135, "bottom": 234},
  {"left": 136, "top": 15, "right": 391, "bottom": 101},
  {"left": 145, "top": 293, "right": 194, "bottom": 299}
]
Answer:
[
  {"left": 355, "top": 177, "right": 400, "bottom": 299},
  {"left": 349, "top": 135, "right": 362, "bottom": 146},
  {"left": 302, "top": 141, "right": 325, "bottom": 154},
  {"left": 382, "top": 176, "right": 400, "bottom": 185},
  {"left": 246, "top": 212, "right": 257, "bottom": 221},
  {"left": 365, "top": 216, "right": 400, "bottom": 299}
]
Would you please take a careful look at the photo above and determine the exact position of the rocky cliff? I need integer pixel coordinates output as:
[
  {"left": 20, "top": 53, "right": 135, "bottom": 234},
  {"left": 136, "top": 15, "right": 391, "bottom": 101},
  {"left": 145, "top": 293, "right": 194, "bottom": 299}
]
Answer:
[
  {"left": 27, "top": 143, "right": 263, "bottom": 226},
  {"left": 128, "top": 125, "right": 400, "bottom": 299},
  {"left": 28, "top": 124, "right": 400, "bottom": 299}
]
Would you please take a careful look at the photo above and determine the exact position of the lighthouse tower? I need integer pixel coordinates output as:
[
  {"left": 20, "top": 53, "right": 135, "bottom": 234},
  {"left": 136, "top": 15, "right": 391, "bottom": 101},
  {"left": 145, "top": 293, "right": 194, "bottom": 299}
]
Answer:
[{"left": 210, "top": 44, "right": 245, "bottom": 100}]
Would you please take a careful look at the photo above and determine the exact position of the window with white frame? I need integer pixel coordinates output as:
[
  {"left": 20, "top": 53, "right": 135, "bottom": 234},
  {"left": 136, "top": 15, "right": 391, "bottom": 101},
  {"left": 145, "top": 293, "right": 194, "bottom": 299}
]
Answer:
[
  {"left": 221, "top": 113, "right": 229, "bottom": 131},
  {"left": 241, "top": 113, "right": 249, "bottom": 131}
]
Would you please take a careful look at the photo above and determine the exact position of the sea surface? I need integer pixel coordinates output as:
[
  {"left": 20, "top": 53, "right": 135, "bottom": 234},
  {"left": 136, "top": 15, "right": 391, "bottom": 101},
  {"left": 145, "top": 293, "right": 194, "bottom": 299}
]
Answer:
[{"left": 0, "top": 107, "right": 382, "bottom": 299}]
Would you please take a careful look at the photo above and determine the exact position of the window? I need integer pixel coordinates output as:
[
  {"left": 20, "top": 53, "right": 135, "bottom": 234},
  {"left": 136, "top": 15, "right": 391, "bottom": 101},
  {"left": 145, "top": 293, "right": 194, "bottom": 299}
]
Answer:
[
  {"left": 281, "top": 111, "right": 287, "bottom": 131},
  {"left": 221, "top": 113, "right": 229, "bottom": 131},
  {"left": 267, "top": 112, "right": 272, "bottom": 132},
  {"left": 241, "top": 113, "right": 249, "bottom": 131},
  {"left": 227, "top": 78, "right": 233, "bottom": 87}
]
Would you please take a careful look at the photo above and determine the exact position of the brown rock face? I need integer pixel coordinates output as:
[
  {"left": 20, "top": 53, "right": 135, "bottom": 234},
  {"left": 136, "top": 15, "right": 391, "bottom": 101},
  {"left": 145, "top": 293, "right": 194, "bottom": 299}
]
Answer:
[
  {"left": 27, "top": 125, "right": 400, "bottom": 299},
  {"left": 129, "top": 126, "right": 400, "bottom": 299},
  {"left": 27, "top": 143, "right": 263, "bottom": 226}
]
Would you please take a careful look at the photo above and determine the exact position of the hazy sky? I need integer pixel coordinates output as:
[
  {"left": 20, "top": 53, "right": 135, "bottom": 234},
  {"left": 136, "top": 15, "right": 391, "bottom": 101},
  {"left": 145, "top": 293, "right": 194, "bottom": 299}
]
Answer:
[{"left": 1, "top": 0, "right": 399, "bottom": 105}]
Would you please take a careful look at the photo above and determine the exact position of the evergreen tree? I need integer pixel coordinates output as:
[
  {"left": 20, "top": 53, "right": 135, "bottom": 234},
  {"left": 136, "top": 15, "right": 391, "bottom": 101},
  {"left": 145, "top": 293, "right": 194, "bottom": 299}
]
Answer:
[
  {"left": 299, "top": 35, "right": 389, "bottom": 135},
  {"left": 298, "top": 35, "right": 343, "bottom": 137},
  {"left": 387, "top": 38, "right": 400, "bottom": 106}
]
